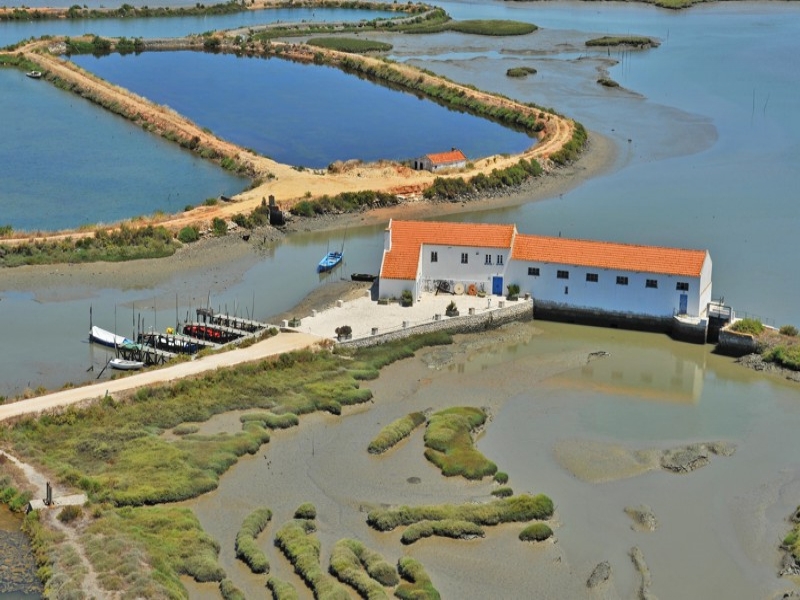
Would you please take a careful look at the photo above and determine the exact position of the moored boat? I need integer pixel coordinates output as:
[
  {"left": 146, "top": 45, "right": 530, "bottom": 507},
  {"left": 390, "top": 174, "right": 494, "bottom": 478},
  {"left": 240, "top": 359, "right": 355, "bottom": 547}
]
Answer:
[
  {"left": 25, "top": 71, "right": 42, "bottom": 79},
  {"left": 109, "top": 358, "right": 145, "bottom": 371},
  {"left": 350, "top": 273, "right": 376, "bottom": 282},
  {"left": 317, "top": 251, "right": 343, "bottom": 273},
  {"left": 89, "top": 325, "right": 133, "bottom": 349}
]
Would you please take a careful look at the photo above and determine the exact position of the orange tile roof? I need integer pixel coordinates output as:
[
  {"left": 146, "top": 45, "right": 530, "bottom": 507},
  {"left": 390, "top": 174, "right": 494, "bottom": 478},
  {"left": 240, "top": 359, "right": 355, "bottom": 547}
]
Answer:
[
  {"left": 381, "top": 220, "right": 517, "bottom": 280},
  {"left": 511, "top": 234, "right": 707, "bottom": 277},
  {"left": 427, "top": 149, "right": 467, "bottom": 165}
]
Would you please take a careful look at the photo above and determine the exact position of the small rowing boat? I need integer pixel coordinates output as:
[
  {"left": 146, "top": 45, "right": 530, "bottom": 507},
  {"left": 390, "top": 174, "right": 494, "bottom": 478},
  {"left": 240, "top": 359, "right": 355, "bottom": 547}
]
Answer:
[
  {"left": 109, "top": 358, "right": 145, "bottom": 371},
  {"left": 317, "top": 250, "right": 343, "bottom": 273},
  {"left": 25, "top": 71, "right": 42, "bottom": 79},
  {"left": 350, "top": 273, "right": 376, "bottom": 282}
]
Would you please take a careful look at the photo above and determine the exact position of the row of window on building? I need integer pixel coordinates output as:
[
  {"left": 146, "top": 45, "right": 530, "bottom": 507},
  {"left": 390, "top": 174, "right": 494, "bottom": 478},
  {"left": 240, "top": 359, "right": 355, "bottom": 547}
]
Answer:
[
  {"left": 430, "top": 251, "right": 505, "bottom": 266},
  {"left": 527, "top": 267, "right": 690, "bottom": 291}
]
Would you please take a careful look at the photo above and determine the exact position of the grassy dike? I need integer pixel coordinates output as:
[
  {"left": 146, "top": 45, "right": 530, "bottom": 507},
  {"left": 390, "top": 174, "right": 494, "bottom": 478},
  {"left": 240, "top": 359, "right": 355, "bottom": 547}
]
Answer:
[{"left": 1, "top": 333, "right": 454, "bottom": 594}]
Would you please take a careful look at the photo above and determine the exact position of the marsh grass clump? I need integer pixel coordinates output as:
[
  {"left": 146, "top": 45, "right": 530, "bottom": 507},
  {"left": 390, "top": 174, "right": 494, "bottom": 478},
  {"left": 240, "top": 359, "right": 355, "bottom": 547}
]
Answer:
[
  {"left": 395, "top": 556, "right": 440, "bottom": 600},
  {"left": 83, "top": 505, "right": 225, "bottom": 595},
  {"left": 219, "top": 578, "right": 246, "bottom": 600},
  {"left": 493, "top": 471, "right": 509, "bottom": 485},
  {"left": 307, "top": 37, "right": 392, "bottom": 53},
  {"left": 448, "top": 20, "right": 536, "bottom": 36},
  {"left": 423, "top": 407, "right": 497, "bottom": 480},
  {"left": 0, "top": 476, "right": 33, "bottom": 513},
  {"left": 586, "top": 35, "right": 656, "bottom": 48},
  {"left": 519, "top": 522, "right": 553, "bottom": 542},
  {"left": 57, "top": 504, "right": 83, "bottom": 523},
  {"left": 274, "top": 519, "right": 349, "bottom": 599},
  {"left": 506, "top": 66, "right": 536, "bottom": 78},
  {"left": 368, "top": 412, "right": 427, "bottom": 454},
  {"left": 235, "top": 507, "right": 272, "bottom": 574},
  {"left": 172, "top": 423, "right": 200, "bottom": 436},
  {"left": 267, "top": 576, "right": 299, "bottom": 600},
  {"left": 491, "top": 486, "right": 513, "bottom": 498},
  {"left": 367, "top": 494, "right": 554, "bottom": 532},
  {"left": 240, "top": 411, "right": 299, "bottom": 430},
  {"left": 400, "top": 519, "right": 484, "bottom": 545},
  {"left": 329, "top": 539, "right": 392, "bottom": 599},
  {"left": 294, "top": 503, "right": 316, "bottom": 520}
]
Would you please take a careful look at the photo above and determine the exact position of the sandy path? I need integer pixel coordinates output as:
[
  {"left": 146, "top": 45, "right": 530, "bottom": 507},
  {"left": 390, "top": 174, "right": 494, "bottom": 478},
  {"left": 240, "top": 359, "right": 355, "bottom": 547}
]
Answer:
[
  {"left": 0, "top": 332, "right": 323, "bottom": 423},
  {"left": 4, "top": 35, "right": 574, "bottom": 245}
]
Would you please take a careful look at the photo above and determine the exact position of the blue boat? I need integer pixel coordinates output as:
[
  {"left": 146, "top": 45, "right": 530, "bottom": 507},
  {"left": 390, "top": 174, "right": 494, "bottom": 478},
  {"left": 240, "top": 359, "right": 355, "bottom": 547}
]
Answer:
[{"left": 318, "top": 250, "right": 343, "bottom": 273}]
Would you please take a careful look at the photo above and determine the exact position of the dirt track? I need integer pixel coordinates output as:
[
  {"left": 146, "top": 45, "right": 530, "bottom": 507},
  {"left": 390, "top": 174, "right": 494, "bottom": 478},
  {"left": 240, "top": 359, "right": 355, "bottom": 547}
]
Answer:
[{"left": 0, "top": 332, "right": 323, "bottom": 423}]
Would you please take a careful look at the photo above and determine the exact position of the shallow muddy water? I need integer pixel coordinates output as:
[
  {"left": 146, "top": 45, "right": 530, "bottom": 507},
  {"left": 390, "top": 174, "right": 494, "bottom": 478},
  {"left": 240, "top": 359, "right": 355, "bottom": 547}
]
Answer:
[{"left": 181, "top": 321, "right": 800, "bottom": 599}]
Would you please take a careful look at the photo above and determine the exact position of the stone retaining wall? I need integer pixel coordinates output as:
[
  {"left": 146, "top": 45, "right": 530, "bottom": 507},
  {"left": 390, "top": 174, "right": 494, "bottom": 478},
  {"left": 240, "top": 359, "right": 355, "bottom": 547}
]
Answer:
[
  {"left": 338, "top": 299, "right": 534, "bottom": 349},
  {"left": 716, "top": 328, "right": 759, "bottom": 356}
]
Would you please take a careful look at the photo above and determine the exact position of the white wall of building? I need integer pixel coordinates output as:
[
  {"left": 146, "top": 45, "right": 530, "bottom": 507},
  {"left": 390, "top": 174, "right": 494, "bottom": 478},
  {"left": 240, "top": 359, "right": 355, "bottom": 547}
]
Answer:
[{"left": 504, "top": 258, "right": 709, "bottom": 318}]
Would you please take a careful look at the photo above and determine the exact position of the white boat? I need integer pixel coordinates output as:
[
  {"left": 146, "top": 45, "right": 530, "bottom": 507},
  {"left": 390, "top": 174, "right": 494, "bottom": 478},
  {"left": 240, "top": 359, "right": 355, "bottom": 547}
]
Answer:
[
  {"left": 109, "top": 358, "right": 145, "bottom": 371},
  {"left": 25, "top": 71, "right": 42, "bottom": 79},
  {"left": 89, "top": 325, "right": 133, "bottom": 349}
]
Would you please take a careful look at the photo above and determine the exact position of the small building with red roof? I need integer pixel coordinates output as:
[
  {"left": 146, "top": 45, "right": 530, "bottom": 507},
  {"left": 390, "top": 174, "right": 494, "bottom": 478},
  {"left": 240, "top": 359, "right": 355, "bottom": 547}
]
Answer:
[
  {"left": 379, "top": 219, "right": 713, "bottom": 336},
  {"left": 414, "top": 148, "right": 467, "bottom": 172}
]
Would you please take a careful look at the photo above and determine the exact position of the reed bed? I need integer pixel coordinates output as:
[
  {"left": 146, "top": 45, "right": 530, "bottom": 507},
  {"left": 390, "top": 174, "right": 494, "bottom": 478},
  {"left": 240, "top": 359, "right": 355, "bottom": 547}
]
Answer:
[
  {"left": 267, "top": 576, "right": 300, "bottom": 600},
  {"left": 395, "top": 556, "right": 440, "bottom": 600},
  {"left": 274, "top": 519, "right": 350, "bottom": 599},
  {"left": 235, "top": 507, "right": 272, "bottom": 574},
  {"left": 329, "top": 540, "right": 390, "bottom": 599},
  {"left": 367, "top": 412, "right": 426, "bottom": 454},
  {"left": 400, "top": 519, "right": 485, "bottom": 545},
  {"left": 367, "top": 494, "right": 554, "bottom": 532},
  {"left": 423, "top": 407, "right": 497, "bottom": 480}
]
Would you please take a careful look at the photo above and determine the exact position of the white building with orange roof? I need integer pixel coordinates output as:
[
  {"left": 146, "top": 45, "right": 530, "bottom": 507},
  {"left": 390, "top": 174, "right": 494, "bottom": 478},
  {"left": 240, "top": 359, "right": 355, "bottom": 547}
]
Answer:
[
  {"left": 378, "top": 219, "right": 713, "bottom": 340},
  {"left": 413, "top": 148, "right": 468, "bottom": 172}
]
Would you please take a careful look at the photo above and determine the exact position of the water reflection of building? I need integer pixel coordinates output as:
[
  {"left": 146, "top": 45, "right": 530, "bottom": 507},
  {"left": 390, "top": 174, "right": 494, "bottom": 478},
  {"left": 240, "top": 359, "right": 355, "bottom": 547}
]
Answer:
[{"left": 555, "top": 348, "right": 705, "bottom": 404}]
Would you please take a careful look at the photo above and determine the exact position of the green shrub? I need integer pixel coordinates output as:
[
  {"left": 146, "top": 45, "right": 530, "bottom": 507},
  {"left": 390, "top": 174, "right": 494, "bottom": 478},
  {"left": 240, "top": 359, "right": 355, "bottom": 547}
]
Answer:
[
  {"left": 294, "top": 503, "right": 316, "bottom": 519},
  {"left": 401, "top": 519, "right": 484, "bottom": 545},
  {"left": 235, "top": 507, "right": 272, "bottom": 574},
  {"left": 519, "top": 522, "right": 553, "bottom": 542},
  {"left": 211, "top": 217, "right": 228, "bottom": 237},
  {"left": 493, "top": 472, "right": 509, "bottom": 484},
  {"left": 57, "top": 505, "right": 83, "bottom": 523},
  {"left": 731, "top": 318, "right": 764, "bottom": 336},
  {"left": 763, "top": 345, "right": 800, "bottom": 371},
  {"left": 780, "top": 325, "right": 799, "bottom": 337},
  {"left": 368, "top": 412, "right": 426, "bottom": 454},
  {"left": 177, "top": 226, "right": 200, "bottom": 244},
  {"left": 401, "top": 289, "right": 413, "bottom": 307}
]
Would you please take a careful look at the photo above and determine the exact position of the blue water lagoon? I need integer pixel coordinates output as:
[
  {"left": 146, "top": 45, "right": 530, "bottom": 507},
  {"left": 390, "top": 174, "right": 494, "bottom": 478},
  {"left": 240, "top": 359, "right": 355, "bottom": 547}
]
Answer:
[
  {"left": 0, "top": 68, "right": 246, "bottom": 232},
  {"left": 70, "top": 50, "right": 536, "bottom": 169},
  {"left": 0, "top": 7, "right": 398, "bottom": 48}
]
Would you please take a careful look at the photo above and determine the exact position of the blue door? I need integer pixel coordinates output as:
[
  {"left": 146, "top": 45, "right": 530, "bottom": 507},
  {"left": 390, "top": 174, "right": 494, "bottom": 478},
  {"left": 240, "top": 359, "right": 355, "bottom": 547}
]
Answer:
[
  {"left": 679, "top": 294, "right": 688, "bottom": 315},
  {"left": 492, "top": 276, "right": 503, "bottom": 296}
]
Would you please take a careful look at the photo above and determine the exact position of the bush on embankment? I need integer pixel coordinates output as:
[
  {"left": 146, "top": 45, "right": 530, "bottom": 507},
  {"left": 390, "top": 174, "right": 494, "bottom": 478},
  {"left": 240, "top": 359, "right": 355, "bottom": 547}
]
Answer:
[
  {"left": 289, "top": 190, "right": 400, "bottom": 217},
  {"left": 367, "top": 412, "right": 427, "bottom": 454},
  {"left": 423, "top": 157, "right": 544, "bottom": 201},
  {"left": 235, "top": 507, "right": 272, "bottom": 573},
  {"left": 366, "top": 494, "right": 554, "bottom": 531},
  {"left": 0, "top": 224, "right": 179, "bottom": 267}
]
